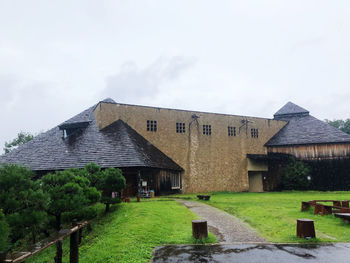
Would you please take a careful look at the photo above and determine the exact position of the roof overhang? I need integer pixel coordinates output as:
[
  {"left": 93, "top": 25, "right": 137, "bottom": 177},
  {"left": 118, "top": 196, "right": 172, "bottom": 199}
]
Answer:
[{"left": 58, "top": 121, "right": 90, "bottom": 130}]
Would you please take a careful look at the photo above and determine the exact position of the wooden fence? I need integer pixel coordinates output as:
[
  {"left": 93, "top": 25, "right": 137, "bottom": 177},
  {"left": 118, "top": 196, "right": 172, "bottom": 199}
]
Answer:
[{"left": 3, "top": 220, "right": 89, "bottom": 263}]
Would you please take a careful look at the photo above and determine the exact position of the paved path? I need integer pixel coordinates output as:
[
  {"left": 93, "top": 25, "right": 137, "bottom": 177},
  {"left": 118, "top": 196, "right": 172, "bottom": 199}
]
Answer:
[
  {"left": 152, "top": 243, "right": 350, "bottom": 263},
  {"left": 177, "top": 199, "right": 266, "bottom": 243}
]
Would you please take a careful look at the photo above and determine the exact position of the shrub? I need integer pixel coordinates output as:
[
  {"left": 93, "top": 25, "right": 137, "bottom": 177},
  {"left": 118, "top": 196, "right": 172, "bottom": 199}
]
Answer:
[
  {"left": 82, "top": 164, "right": 126, "bottom": 213},
  {"left": 98, "top": 168, "right": 126, "bottom": 212},
  {"left": 0, "top": 210, "right": 9, "bottom": 252},
  {"left": 281, "top": 158, "right": 311, "bottom": 190},
  {"left": 40, "top": 169, "right": 100, "bottom": 230},
  {"left": 0, "top": 164, "right": 48, "bottom": 243}
]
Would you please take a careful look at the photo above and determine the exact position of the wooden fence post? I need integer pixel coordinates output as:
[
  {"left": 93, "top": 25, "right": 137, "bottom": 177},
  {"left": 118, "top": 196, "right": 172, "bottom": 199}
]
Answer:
[
  {"left": 54, "top": 240, "right": 63, "bottom": 263},
  {"left": 78, "top": 229, "right": 83, "bottom": 245},
  {"left": 297, "top": 219, "right": 315, "bottom": 238},
  {"left": 192, "top": 220, "right": 208, "bottom": 239},
  {"left": 70, "top": 220, "right": 79, "bottom": 263}
]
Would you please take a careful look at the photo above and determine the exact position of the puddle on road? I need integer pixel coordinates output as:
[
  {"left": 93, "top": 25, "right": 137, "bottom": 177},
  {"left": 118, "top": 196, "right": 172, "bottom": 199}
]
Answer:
[{"left": 152, "top": 243, "right": 350, "bottom": 263}]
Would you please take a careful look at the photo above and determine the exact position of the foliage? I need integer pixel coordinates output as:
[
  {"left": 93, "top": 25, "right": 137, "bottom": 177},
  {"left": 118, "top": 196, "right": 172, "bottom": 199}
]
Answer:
[
  {"left": 3, "top": 132, "right": 34, "bottom": 154},
  {"left": 84, "top": 162, "right": 103, "bottom": 187},
  {"left": 28, "top": 200, "right": 215, "bottom": 263},
  {"left": 0, "top": 164, "right": 48, "bottom": 243},
  {"left": 325, "top": 119, "right": 350, "bottom": 134},
  {"left": 98, "top": 168, "right": 126, "bottom": 212},
  {"left": 0, "top": 210, "right": 10, "bottom": 252},
  {"left": 40, "top": 169, "right": 100, "bottom": 230},
  {"left": 177, "top": 191, "right": 350, "bottom": 243},
  {"left": 62, "top": 206, "right": 98, "bottom": 223},
  {"left": 82, "top": 164, "right": 126, "bottom": 212},
  {"left": 281, "top": 158, "right": 311, "bottom": 190}
]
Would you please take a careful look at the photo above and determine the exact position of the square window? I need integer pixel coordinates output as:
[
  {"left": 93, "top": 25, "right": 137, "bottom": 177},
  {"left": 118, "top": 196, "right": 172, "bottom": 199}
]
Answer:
[
  {"left": 251, "top": 128, "right": 259, "bottom": 138},
  {"left": 176, "top": 122, "right": 185, "bottom": 133},
  {"left": 203, "top": 125, "right": 212, "bottom": 135},
  {"left": 228, "top": 126, "right": 236, "bottom": 136},
  {"left": 147, "top": 120, "right": 157, "bottom": 132}
]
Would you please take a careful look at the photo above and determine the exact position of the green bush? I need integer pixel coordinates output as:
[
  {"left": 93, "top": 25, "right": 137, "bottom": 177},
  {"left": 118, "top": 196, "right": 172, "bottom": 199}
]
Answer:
[
  {"left": 0, "top": 164, "right": 48, "bottom": 243},
  {"left": 98, "top": 168, "right": 126, "bottom": 212},
  {"left": 0, "top": 210, "right": 10, "bottom": 252},
  {"left": 40, "top": 169, "right": 101, "bottom": 230},
  {"left": 62, "top": 206, "right": 98, "bottom": 223},
  {"left": 82, "top": 164, "right": 126, "bottom": 213},
  {"left": 281, "top": 158, "right": 311, "bottom": 190}
]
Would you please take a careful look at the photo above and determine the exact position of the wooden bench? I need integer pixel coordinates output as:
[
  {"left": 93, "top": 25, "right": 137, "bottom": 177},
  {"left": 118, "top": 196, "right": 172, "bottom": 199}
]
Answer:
[
  {"left": 334, "top": 213, "right": 350, "bottom": 222},
  {"left": 197, "top": 195, "right": 211, "bottom": 201},
  {"left": 301, "top": 200, "right": 350, "bottom": 216}
]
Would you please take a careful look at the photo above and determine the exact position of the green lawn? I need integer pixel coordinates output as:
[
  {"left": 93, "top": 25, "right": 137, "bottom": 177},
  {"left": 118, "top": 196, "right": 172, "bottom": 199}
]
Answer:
[
  {"left": 176, "top": 191, "right": 350, "bottom": 243},
  {"left": 27, "top": 199, "right": 215, "bottom": 263}
]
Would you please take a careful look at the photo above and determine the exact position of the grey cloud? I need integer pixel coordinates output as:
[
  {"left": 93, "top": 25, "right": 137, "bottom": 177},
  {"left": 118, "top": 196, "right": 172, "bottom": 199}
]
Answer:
[{"left": 103, "top": 56, "right": 197, "bottom": 102}]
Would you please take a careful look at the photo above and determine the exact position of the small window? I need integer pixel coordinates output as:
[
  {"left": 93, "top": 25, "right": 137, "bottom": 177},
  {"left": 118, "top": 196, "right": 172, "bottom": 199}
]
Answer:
[
  {"left": 171, "top": 173, "right": 181, "bottom": 189},
  {"left": 251, "top": 128, "right": 259, "bottom": 138},
  {"left": 147, "top": 120, "right": 157, "bottom": 132},
  {"left": 228, "top": 126, "right": 236, "bottom": 136},
  {"left": 176, "top": 122, "right": 186, "bottom": 133},
  {"left": 203, "top": 124, "right": 212, "bottom": 135}
]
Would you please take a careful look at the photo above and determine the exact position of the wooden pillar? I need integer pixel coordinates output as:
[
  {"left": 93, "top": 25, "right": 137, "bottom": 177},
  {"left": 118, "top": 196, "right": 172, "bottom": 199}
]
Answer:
[
  {"left": 78, "top": 229, "right": 83, "bottom": 244},
  {"left": 54, "top": 240, "right": 63, "bottom": 263},
  {"left": 297, "top": 219, "right": 316, "bottom": 238},
  {"left": 70, "top": 220, "right": 79, "bottom": 263},
  {"left": 137, "top": 170, "right": 141, "bottom": 202},
  {"left": 192, "top": 220, "right": 208, "bottom": 239}
]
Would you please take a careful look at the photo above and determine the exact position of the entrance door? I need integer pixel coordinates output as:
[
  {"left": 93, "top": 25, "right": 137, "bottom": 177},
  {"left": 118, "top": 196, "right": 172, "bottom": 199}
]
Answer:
[{"left": 248, "top": 171, "right": 263, "bottom": 192}]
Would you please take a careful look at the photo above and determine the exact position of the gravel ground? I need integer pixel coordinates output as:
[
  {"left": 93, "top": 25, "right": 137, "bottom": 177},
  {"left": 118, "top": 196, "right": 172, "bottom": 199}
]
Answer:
[{"left": 177, "top": 199, "right": 266, "bottom": 243}]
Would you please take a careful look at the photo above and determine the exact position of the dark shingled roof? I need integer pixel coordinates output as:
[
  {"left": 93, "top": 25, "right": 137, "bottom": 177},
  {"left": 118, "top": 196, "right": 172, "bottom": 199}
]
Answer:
[
  {"left": 0, "top": 101, "right": 182, "bottom": 171},
  {"left": 266, "top": 102, "right": 350, "bottom": 146}
]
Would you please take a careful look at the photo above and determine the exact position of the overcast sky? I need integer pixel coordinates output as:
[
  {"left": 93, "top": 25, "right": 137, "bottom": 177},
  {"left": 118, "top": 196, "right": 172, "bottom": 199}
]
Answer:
[{"left": 0, "top": 0, "right": 349, "bottom": 151}]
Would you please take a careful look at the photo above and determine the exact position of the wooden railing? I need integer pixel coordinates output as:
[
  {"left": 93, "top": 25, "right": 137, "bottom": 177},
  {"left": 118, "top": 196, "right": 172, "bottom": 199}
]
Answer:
[{"left": 3, "top": 221, "right": 89, "bottom": 263}]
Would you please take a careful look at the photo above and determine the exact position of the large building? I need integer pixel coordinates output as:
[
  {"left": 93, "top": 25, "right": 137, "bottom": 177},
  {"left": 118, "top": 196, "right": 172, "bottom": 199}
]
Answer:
[{"left": 1, "top": 99, "right": 350, "bottom": 194}]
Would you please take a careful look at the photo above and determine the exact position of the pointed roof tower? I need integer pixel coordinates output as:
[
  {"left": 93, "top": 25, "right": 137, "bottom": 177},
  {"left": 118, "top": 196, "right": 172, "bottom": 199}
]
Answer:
[
  {"left": 274, "top": 102, "right": 309, "bottom": 120},
  {"left": 266, "top": 102, "right": 350, "bottom": 146}
]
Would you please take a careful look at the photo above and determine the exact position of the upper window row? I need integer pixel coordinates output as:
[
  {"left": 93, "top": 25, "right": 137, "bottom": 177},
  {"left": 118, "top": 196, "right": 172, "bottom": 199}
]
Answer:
[{"left": 146, "top": 120, "right": 258, "bottom": 138}]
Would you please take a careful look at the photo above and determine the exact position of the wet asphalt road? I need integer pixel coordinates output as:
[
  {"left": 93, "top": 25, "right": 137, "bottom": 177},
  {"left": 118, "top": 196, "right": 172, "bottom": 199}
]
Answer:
[{"left": 151, "top": 243, "right": 350, "bottom": 263}]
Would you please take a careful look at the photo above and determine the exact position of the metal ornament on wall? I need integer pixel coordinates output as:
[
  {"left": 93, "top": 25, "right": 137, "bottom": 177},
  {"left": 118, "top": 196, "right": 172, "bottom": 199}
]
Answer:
[{"left": 239, "top": 118, "right": 254, "bottom": 135}]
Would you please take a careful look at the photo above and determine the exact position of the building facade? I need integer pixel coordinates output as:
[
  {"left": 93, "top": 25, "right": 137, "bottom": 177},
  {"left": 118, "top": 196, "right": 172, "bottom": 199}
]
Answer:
[
  {"left": 93, "top": 100, "right": 286, "bottom": 193},
  {"left": 1, "top": 99, "right": 350, "bottom": 194}
]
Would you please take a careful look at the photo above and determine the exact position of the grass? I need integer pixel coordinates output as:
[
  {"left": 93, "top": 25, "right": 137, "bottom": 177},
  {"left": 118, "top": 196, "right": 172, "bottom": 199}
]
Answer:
[
  {"left": 173, "top": 191, "right": 350, "bottom": 243},
  {"left": 27, "top": 199, "right": 215, "bottom": 263}
]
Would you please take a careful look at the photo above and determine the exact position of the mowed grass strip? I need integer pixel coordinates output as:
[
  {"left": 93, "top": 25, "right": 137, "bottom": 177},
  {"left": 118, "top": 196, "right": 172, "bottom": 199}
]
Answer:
[
  {"left": 176, "top": 191, "right": 350, "bottom": 243},
  {"left": 28, "top": 200, "right": 215, "bottom": 263}
]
